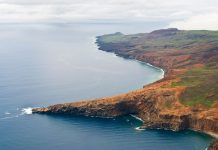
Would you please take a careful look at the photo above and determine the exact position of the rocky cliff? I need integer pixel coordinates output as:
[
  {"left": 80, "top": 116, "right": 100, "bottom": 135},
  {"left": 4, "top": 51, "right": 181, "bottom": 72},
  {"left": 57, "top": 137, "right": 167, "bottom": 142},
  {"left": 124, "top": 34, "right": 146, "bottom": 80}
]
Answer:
[
  {"left": 208, "top": 140, "right": 218, "bottom": 150},
  {"left": 33, "top": 28, "right": 218, "bottom": 138}
]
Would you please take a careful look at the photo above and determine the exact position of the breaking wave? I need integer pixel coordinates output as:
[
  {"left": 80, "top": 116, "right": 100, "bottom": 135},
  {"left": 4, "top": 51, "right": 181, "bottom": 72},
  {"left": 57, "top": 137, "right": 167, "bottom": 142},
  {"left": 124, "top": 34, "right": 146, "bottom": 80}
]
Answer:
[
  {"left": 135, "top": 127, "right": 145, "bottom": 131},
  {"left": 0, "top": 107, "right": 33, "bottom": 121},
  {"left": 21, "top": 107, "right": 33, "bottom": 115}
]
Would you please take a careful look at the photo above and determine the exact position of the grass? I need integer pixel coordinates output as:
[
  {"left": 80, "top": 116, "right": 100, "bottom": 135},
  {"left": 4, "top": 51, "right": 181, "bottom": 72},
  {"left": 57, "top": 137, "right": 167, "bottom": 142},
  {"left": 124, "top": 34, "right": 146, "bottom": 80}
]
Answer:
[
  {"left": 98, "top": 30, "right": 218, "bottom": 50},
  {"left": 171, "top": 66, "right": 218, "bottom": 108},
  {"left": 139, "top": 30, "right": 218, "bottom": 49},
  {"left": 98, "top": 32, "right": 143, "bottom": 43},
  {"left": 98, "top": 29, "right": 218, "bottom": 108}
]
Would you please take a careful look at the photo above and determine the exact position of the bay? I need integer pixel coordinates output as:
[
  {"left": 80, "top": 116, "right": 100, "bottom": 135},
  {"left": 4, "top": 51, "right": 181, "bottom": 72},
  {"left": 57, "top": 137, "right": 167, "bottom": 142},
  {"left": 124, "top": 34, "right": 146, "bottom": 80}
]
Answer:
[{"left": 0, "top": 23, "right": 213, "bottom": 150}]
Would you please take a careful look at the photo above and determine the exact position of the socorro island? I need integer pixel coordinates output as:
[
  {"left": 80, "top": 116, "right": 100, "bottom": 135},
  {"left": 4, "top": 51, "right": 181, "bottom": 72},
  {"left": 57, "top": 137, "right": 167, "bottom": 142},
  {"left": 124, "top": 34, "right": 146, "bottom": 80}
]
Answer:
[{"left": 33, "top": 28, "right": 218, "bottom": 148}]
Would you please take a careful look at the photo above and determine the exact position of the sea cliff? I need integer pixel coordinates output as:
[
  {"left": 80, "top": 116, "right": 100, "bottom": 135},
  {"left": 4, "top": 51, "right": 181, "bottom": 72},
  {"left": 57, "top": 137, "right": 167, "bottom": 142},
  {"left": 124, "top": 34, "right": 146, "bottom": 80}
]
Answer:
[
  {"left": 33, "top": 28, "right": 218, "bottom": 139},
  {"left": 208, "top": 140, "right": 218, "bottom": 150}
]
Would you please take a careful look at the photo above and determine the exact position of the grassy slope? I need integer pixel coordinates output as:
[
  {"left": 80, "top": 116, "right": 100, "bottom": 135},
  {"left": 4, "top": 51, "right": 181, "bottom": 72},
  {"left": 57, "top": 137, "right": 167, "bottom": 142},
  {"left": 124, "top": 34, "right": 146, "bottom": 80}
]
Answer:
[
  {"left": 97, "top": 29, "right": 218, "bottom": 108},
  {"left": 99, "top": 30, "right": 218, "bottom": 48},
  {"left": 172, "top": 65, "right": 218, "bottom": 108}
]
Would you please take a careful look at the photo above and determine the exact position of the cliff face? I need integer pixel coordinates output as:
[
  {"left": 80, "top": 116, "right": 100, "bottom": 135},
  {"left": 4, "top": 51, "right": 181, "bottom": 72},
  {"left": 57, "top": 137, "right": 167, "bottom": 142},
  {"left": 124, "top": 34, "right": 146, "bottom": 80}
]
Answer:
[
  {"left": 33, "top": 82, "right": 218, "bottom": 134},
  {"left": 33, "top": 28, "right": 218, "bottom": 137},
  {"left": 208, "top": 140, "right": 218, "bottom": 150}
]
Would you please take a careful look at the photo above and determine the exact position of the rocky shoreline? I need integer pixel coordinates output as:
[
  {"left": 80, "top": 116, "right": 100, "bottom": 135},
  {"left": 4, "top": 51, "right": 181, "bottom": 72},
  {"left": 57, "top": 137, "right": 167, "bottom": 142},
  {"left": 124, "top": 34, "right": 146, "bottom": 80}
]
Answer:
[
  {"left": 208, "top": 140, "right": 218, "bottom": 150},
  {"left": 33, "top": 29, "right": 218, "bottom": 148}
]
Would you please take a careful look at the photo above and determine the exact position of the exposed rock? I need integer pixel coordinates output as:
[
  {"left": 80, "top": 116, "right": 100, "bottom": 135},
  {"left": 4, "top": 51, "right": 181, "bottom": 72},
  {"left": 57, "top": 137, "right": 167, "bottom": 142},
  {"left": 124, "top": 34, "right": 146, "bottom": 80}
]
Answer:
[
  {"left": 32, "top": 83, "right": 218, "bottom": 136},
  {"left": 208, "top": 140, "right": 218, "bottom": 150}
]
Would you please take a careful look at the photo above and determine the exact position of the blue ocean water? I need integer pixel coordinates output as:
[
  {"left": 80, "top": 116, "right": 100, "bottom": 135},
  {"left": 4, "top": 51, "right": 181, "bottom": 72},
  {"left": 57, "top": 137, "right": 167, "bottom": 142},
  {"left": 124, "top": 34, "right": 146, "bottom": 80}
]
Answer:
[{"left": 0, "top": 23, "right": 213, "bottom": 150}]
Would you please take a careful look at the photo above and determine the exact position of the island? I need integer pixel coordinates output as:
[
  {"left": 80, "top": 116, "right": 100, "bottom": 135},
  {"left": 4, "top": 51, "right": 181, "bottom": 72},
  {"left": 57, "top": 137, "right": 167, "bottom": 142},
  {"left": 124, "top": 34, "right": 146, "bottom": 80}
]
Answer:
[{"left": 33, "top": 28, "right": 218, "bottom": 142}]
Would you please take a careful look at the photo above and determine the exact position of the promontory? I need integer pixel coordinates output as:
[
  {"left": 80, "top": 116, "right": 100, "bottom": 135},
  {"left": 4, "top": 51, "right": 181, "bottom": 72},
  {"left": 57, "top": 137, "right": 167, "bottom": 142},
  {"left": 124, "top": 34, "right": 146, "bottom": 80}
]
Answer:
[{"left": 33, "top": 28, "right": 218, "bottom": 139}]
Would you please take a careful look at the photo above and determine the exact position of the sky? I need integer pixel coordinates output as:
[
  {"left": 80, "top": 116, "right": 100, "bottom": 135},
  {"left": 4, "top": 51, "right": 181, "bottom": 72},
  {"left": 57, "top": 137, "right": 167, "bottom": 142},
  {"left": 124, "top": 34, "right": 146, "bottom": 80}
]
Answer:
[{"left": 0, "top": 0, "right": 218, "bottom": 30}]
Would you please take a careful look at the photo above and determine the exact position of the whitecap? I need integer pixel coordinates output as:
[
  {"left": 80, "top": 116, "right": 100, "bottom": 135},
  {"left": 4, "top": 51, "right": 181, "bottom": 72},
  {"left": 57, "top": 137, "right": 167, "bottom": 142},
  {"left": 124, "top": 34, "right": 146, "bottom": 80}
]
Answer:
[
  {"left": 130, "top": 114, "right": 144, "bottom": 122},
  {"left": 5, "top": 112, "right": 11, "bottom": 115},
  {"left": 21, "top": 107, "right": 33, "bottom": 115},
  {"left": 0, "top": 107, "right": 33, "bottom": 121},
  {"left": 0, "top": 115, "right": 18, "bottom": 120},
  {"left": 135, "top": 127, "right": 145, "bottom": 131}
]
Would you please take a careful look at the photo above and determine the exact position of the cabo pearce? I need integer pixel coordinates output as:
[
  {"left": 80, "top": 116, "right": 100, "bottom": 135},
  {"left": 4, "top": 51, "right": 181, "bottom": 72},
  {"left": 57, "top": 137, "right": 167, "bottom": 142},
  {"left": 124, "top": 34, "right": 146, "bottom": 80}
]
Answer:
[{"left": 33, "top": 28, "right": 218, "bottom": 138}]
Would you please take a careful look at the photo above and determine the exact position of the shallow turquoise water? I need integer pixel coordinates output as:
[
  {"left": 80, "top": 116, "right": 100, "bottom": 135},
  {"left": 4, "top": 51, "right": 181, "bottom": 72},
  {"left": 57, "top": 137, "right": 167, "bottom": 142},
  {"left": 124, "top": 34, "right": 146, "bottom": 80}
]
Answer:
[{"left": 0, "top": 23, "right": 213, "bottom": 150}]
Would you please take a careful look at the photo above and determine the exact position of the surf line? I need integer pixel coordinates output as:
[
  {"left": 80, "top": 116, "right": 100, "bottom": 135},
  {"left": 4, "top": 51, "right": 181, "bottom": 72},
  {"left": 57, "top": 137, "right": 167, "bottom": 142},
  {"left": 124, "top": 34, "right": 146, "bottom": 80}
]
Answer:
[{"left": 0, "top": 107, "right": 34, "bottom": 121}]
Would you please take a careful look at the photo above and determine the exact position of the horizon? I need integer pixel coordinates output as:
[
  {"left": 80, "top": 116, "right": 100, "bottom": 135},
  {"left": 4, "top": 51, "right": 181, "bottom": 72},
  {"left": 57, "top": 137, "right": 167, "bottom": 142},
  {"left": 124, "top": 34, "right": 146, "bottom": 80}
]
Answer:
[{"left": 0, "top": 1, "right": 218, "bottom": 150}]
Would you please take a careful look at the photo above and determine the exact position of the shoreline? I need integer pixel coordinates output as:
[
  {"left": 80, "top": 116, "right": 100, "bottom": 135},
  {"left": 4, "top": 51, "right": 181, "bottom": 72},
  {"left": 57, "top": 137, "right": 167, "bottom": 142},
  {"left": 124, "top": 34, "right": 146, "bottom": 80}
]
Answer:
[
  {"left": 121, "top": 54, "right": 218, "bottom": 139},
  {"left": 130, "top": 114, "right": 218, "bottom": 139},
  {"left": 95, "top": 38, "right": 165, "bottom": 82},
  {"left": 33, "top": 29, "right": 218, "bottom": 144},
  {"left": 34, "top": 40, "right": 218, "bottom": 139},
  {"left": 204, "top": 132, "right": 218, "bottom": 139},
  {"left": 95, "top": 37, "right": 165, "bottom": 79},
  {"left": 95, "top": 35, "right": 218, "bottom": 139}
]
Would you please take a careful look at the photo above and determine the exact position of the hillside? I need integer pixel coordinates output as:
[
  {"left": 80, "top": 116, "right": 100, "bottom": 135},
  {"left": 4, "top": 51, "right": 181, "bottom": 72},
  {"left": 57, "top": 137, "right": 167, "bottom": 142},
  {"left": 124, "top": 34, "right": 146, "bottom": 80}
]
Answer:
[
  {"left": 96, "top": 28, "right": 218, "bottom": 108},
  {"left": 33, "top": 28, "right": 218, "bottom": 137}
]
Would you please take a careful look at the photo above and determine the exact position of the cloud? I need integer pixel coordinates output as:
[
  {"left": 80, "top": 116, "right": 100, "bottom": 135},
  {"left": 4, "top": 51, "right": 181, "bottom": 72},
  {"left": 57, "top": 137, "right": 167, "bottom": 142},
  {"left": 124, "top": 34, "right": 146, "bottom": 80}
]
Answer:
[
  {"left": 169, "top": 13, "right": 218, "bottom": 30},
  {"left": 0, "top": 0, "right": 217, "bottom": 30}
]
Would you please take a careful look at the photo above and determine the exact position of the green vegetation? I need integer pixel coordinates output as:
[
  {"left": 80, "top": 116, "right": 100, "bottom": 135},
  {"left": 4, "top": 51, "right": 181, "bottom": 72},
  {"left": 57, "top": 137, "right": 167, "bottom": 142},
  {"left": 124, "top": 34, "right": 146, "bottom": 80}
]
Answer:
[
  {"left": 161, "top": 30, "right": 218, "bottom": 48},
  {"left": 98, "top": 29, "right": 218, "bottom": 108},
  {"left": 171, "top": 65, "right": 218, "bottom": 108},
  {"left": 98, "top": 32, "right": 143, "bottom": 43},
  {"left": 98, "top": 29, "right": 218, "bottom": 50}
]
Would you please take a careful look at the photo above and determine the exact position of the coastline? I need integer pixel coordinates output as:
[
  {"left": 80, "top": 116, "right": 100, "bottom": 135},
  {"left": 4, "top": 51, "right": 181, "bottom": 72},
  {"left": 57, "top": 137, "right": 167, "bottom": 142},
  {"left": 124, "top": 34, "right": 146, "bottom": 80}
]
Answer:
[
  {"left": 95, "top": 38, "right": 165, "bottom": 80},
  {"left": 205, "top": 132, "right": 218, "bottom": 139},
  {"left": 132, "top": 113, "right": 218, "bottom": 138},
  {"left": 33, "top": 29, "right": 218, "bottom": 143},
  {"left": 95, "top": 36, "right": 217, "bottom": 139},
  {"left": 95, "top": 40, "right": 165, "bottom": 84},
  {"left": 95, "top": 38, "right": 218, "bottom": 139}
]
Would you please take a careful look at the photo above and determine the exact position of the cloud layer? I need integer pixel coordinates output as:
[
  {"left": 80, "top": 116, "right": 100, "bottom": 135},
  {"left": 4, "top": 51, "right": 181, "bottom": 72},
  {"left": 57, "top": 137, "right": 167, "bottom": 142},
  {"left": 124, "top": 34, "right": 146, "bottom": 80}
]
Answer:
[
  {"left": 169, "top": 13, "right": 218, "bottom": 30},
  {"left": 0, "top": 0, "right": 218, "bottom": 30}
]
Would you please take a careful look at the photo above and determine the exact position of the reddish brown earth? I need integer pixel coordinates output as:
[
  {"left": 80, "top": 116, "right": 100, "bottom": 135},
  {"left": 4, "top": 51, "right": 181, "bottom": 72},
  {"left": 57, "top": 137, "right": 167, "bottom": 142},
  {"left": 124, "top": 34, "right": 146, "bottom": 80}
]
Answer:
[
  {"left": 33, "top": 29, "right": 218, "bottom": 138},
  {"left": 208, "top": 140, "right": 218, "bottom": 150}
]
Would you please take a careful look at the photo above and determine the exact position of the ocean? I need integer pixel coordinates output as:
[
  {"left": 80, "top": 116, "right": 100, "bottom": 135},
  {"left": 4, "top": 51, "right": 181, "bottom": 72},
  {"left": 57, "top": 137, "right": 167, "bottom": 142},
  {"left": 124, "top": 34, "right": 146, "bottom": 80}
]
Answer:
[{"left": 0, "top": 23, "right": 213, "bottom": 150}]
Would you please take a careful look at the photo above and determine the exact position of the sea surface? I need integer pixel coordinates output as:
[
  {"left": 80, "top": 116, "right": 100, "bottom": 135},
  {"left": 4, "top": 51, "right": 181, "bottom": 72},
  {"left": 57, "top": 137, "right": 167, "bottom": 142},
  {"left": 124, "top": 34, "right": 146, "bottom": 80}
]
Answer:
[{"left": 0, "top": 23, "right": 213, "bottom": 150}]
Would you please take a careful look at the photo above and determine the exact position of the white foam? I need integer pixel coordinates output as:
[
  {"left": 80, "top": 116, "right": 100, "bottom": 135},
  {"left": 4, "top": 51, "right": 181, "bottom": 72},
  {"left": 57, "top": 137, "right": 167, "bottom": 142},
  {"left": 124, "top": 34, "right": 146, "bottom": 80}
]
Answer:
[
  {"left": 146, "top": 63, "right": 165, "bottom": 78},
  {"left": 146, "top": 63, "right": 154, "bottom": 67},
  {"left": 130, "top": 114, "right": 144, "bottom": 122},
  {"left": 5, "top": 112, "right": 11, "bottom": 115},
  {"left": 0, "top": 115, "right": 19, "bottom": 120},
  {"left": 135, "top": 127, "right": 145, "bottom": 131},
  {"left": 0, "top": 107, "right": 33, "bottom": 121},
  {"left": 21, "top": 107, "right": 33, "bottom": 115}
]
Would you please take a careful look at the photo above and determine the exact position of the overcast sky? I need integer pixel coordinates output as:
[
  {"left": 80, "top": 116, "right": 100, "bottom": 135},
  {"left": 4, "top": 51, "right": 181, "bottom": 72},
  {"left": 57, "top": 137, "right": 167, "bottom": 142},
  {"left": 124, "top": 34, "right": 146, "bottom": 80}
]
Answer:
[{"left": 0, "top": 0, "right": 218, "bottom": 30}]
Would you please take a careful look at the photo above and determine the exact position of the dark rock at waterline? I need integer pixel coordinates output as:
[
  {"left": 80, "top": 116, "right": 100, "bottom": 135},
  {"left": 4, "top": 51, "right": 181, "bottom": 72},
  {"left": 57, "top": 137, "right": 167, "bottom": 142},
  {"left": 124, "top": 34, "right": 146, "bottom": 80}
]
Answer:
[{"left": 208, "top": 140, "right": 218, "bottom": 150}]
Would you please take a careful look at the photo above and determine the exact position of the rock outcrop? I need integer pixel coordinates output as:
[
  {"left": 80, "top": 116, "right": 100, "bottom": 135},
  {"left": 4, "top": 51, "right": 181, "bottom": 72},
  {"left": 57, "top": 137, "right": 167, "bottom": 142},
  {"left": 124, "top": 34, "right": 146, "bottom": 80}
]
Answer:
[
  {"left": 33, "top": 83, "right": 218, "bottom": 135},
  {"left": 208, "top": 140, "right": 218, "bottom": 150}
]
